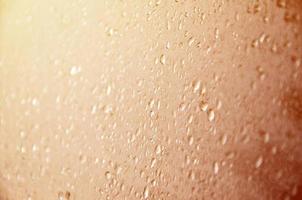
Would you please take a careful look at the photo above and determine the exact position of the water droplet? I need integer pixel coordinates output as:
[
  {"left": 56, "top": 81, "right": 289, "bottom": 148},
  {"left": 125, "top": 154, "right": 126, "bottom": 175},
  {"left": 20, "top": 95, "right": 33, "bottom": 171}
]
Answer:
[
  {"left": 32, "top": 144, "right": 38, "bottom": 152},
  {"left": 216, "top": 100, "right": 222, "bottom": 110},
  {"left": 276, "top": 0, "right": 286, "bottom": 8},
  {"left": 292, "top": 56, "right": 301, "bottom": 68},
  {"left": 159, "top": 54, "right": 166, "bottom": 65},
  {"left": 91, "top": 105, "right": 98, "bottom": 115},
  {"left": 258, "top": 33, "right": 266, "bottom": 44},
  {"left": 65, "top": 192, "right": 70, "bottom": 200},
  {"left": 220, "top": 134, "right": 228, "bottom": 145},
  {"left": 20, "top": 146, "right": 26, "bottom": 153},
  {"left": 187, "top": 114, "right": 194, "bottom": 124},
  {"left": 58, "top": 192, "right": 64, "bottom": 200},
  {"left": 150, "top": 158, "right": 156, "bottom": 168},
  {"left": 255, "top": 156, "right": 263, "bottom": 169},
  {"left": 105, "top": 171, "right": 112, "bottom": 180},
  {"left": 271, "top": 43, "right": 278, "bottom": 53},
  {"left": 103, "top": 105, "right": 113, "bottom": 114},
  {"left": 58, "top": 191, "right": 70, "bottom": 200},
  {"left": 185, "top": 155, "right": 191, "bottom": 165},
  {"left": 31, "top": 98, "right": 39, "bottom": 106},
  {"left": 155, "top": 145, "right": 162, "bottom": 155},
  {"left": 150, "top": 179, "right": 157, "bottom": 186},
  {"left": 256, "top": 66, "right": 266, "bottom": 80},
  {"left": 291, "top": 184, "right": 298, "bottom": 196},
  {"left": 106, "top": 85, "right": 112, "bottom": 95},
  {"left": 143, "top": 186, "right": 150, "bottom": 199},
  {"left": 107, "top": 28, "right": 114, "bottom": 36},
  {"left": 192, "top": 80, "right": 201, "bottom": 93},
  {"left": 188, "top": 37, "right": 195, "bottom": 46},
  {"left": 166, "top": 41, "right": 171, "bottom": 49},
  {"left": 20, "top": 131, "right": 26, "bottom": 139},
  {"left": 251, "top": 39, "right": 259, "bottom": 48},
  {"left": 259, "top": 130, "right": 270, "bottom": 143},
  {"left": 79, "top": 154, "right": 87, "bottom": 164},
  {"left": 116, "top": 166, "right": 122, "bottom": 175},
  {"left": 264, "top": 133, "right": 270, "bottom": 143},
  {"left": 178, "top": 102, "right": 187, "bottom": 112},
  {"left": 70, "top": 66, "right": 81, "bottom": 76},
  {"left": 188, "top": 170, "right": 196, "bottom": 180},
  {"left": 200, "top": 101, "right": 209, "bottom": 112},
  {"left": 207, "top": 109, "right": 215, "bottom": 122},
  {"left": 271, "top": 146, "right": 278, "bottom": 155},
  {"left": 155, "top": 0, "right": 161, "bottom": 6},
  {"left": 247, "top": 3, "right": 261, "bottom": 14},
  {"left": 201, "top": 85, "right": 206, "bottom": 95},
  {"left": 188, "top": 135, "right": 194, "bottom": 146},
  {"left": 213, "top": 162, "right": 219, "bottom": 174}
]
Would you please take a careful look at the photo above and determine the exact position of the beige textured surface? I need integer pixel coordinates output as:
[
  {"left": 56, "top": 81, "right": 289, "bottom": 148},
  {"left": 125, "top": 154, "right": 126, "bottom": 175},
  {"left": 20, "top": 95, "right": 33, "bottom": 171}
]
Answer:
[{"left": 0, "top": 0, "right": 302, "bottom": 199}]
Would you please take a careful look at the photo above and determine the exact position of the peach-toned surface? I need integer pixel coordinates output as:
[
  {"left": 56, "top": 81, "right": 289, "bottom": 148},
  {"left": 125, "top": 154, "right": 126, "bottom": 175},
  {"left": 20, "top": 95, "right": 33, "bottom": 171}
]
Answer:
[{"left": 0, "top": 1, "right": 301, "bottom": 200}]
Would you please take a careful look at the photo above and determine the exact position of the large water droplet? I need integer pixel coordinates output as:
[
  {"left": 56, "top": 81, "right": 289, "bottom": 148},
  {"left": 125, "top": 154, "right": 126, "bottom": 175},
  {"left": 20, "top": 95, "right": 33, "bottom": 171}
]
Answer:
[
  {"left": 143, "top": 186, "right": 150, "bottom": 199},
  {"left": 207, "top": 109, "right": 215, "bottom": 122},
  {"left": 58, "top": 191, "right": 71, "bottom": 200},
  {"left": 155, "top": 144, "right": 162, "bottom": 155},
  {"left": 159, "top": 54, "right": 166, "bottom": 65},
  {"left": 70, "top": 66, "right": 81, "bottom": 76},
  {"left": 192, "top": 80, "right": 201, "bottom": 93},
  {"left": 200, "top": 101, "right": 209, "bottom": 112}
]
